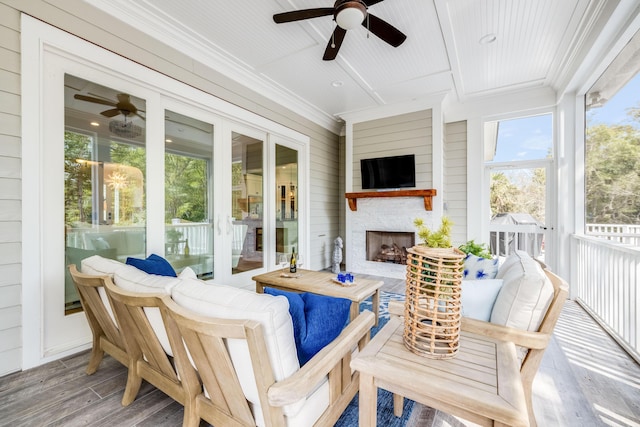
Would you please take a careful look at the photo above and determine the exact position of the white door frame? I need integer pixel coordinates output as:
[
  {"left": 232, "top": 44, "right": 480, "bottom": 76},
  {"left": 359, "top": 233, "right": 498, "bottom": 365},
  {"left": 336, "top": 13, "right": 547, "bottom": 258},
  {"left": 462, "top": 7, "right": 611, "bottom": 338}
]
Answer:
[{"left": 21, "top": 16, "right": 309, "bottom": 368}]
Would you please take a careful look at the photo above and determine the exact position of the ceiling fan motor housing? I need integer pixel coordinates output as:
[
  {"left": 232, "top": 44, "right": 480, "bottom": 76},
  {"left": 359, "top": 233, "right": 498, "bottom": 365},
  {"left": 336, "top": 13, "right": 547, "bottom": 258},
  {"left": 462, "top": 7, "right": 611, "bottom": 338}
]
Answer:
[{"left": 335, "top": 0, "right": 367, "bottom": 30}]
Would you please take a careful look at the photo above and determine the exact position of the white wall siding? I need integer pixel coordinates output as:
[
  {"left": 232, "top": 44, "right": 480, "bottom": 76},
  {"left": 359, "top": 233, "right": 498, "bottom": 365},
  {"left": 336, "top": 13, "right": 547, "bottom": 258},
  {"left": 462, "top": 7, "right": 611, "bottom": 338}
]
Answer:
[
  {"left": 352, "top": 110, "right": 432, "bottom": 191},
  {"left": 0, "top": 1, "right": 21, "bottom": 376},
  {"left": 444, "top": 121, "right": 468, "bottom": 246}
]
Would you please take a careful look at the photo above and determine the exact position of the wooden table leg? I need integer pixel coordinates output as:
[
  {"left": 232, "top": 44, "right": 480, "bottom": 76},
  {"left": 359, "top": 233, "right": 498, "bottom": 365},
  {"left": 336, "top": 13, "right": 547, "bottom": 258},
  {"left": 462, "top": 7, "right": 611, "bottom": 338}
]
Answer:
[
  {"left": 372, "top": 289, "right": 380, "bottom": 326},
  {"left": 359, "top": 373, "right": 377, "bottom": 426},
  {"left": 255, "top": 282, "right": 265, "bottom": 293},
  {"left": 393, "top": 393, "right": 404, "bottom": 417},
  {"left": 350, "top": 301, "right": 359, "bottom": 322}
]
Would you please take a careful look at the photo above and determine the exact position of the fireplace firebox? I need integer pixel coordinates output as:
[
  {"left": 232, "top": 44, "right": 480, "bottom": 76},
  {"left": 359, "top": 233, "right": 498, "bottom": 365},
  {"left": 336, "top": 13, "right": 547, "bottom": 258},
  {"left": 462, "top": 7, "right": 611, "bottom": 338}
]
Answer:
[{"left": 366, "top": 231, "right": 415, "bottom": 265}]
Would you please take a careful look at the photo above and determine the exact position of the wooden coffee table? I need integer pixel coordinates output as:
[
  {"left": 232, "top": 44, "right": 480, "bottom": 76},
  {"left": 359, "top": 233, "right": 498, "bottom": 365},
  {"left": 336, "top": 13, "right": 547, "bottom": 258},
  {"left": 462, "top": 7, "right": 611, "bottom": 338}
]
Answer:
[
  {"left": 252, "top": 269, "right": 384, "bottom": 326},
  {"left": 351, "top": 317, "right": 529, "bottom": 427}
]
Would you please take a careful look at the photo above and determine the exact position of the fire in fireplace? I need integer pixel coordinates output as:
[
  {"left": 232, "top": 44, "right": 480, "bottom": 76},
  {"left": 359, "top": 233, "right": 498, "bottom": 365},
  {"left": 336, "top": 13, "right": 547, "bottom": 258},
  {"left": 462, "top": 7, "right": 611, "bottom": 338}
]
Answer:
[{"left": 366, "top": 231, "right": 415, "bottom": 265}]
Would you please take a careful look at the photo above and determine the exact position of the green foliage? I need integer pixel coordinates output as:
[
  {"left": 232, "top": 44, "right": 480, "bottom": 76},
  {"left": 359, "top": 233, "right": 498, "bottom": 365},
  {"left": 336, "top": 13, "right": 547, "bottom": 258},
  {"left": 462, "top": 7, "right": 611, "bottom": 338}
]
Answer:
[
  {"left": 458, "top": 239, "right": 492, "bottom": 259},
  {"left": 164, "top": 153, "right": 208, "bottom": 222},
  {"left": 490, "top": 168, "right": 546, "bottom": 223},
  {"left": 585, "top": 123, "right": 640, "bottom": 224},
  {"left": 413, "top": 216, "right": 453, "bottom": 248}
]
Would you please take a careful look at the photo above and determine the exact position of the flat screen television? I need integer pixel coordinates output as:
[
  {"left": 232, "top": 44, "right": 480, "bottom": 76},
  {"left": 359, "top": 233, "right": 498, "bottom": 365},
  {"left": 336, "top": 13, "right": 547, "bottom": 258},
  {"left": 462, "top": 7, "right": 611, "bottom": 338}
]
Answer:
[{"left": 360, "top": 154, "right": 415, "bottom": 190}]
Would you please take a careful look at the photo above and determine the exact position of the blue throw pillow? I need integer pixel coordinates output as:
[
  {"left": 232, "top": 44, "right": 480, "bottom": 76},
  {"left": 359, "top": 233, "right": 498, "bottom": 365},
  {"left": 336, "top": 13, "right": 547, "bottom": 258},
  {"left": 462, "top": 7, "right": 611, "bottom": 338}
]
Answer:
[
  {"left": 264, "top": 287, "right": 350, "bottom": 365},
  {"left": 126, "top": 253, "right": 177, "bottom": 277},
  {"left": 462, "top": 253, "right": 499, "bottom": 280}
]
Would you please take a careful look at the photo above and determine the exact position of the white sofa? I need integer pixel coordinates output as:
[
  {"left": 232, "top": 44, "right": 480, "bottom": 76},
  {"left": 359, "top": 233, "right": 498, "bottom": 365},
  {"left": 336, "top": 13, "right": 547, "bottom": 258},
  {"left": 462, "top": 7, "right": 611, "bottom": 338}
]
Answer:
[{"left": 78, "top": 255, "right": 373, "bottom": 426}]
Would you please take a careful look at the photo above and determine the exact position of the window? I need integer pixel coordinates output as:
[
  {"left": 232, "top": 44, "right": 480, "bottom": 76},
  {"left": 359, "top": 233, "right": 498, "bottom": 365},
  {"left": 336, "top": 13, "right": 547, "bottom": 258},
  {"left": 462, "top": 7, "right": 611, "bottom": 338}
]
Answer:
[
  {"left": 585, "top": 32, "right": 640, "bottom": 231},
  {"left": 484, "top": 114, "right": 552, "bottom": 260},
  {"left": 64, "top": 76, "right": 146, "bottom": 314}
]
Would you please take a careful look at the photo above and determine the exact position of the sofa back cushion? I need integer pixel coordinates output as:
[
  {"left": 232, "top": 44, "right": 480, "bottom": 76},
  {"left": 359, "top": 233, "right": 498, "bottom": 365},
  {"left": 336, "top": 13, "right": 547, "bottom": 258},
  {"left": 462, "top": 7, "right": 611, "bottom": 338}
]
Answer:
[
  {"left": 171, "top": 279, "right": 302, "bottom": 415},
  {"left": 490, "top": 250, "right": 554, "bottom": 333},
  {"left": 112, "top": 264, "right": 181, "bottom": 355}
]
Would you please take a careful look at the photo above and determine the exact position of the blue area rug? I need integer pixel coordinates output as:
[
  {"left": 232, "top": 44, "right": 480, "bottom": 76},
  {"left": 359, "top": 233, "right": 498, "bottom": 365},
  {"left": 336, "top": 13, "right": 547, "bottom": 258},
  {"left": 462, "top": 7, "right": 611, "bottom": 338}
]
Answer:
[{"left": 334, "top": 291, "right": 414, "bottom": 427}]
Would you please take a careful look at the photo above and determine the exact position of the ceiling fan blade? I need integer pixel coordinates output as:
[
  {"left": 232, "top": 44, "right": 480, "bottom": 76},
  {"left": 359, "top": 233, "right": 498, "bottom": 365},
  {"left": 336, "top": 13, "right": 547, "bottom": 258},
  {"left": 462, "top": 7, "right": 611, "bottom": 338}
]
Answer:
[
  {"left": 323, "top": 26, "right": 347, "bottom": 61},
  {"left": 273, "top": 8, "right": 334, "bottom": 23},
  {"left": 101, "top": 108, "right": 122, "bottom": 118},
  {"left": 364, "top": 13, "right": 407, "bottom": 47},
  {"left": 363, "top": 0, "right": 385, "bottom": 6},
  {"left": 74, "top": 94, "right": 117, "bottom": 107}
]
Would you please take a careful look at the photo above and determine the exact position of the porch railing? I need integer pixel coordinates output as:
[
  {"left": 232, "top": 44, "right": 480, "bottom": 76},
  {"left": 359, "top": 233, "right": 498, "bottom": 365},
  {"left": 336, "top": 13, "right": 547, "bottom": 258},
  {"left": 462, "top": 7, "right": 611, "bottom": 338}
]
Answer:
[
  {"left": 586, "top": 223, "right": 640, "bottom": 246},
  {"left": 572, "top": 234, "right": 640, "bottom": 364},
  {"left": 488, "top": 223, "right": 544, "bottom": 259}
]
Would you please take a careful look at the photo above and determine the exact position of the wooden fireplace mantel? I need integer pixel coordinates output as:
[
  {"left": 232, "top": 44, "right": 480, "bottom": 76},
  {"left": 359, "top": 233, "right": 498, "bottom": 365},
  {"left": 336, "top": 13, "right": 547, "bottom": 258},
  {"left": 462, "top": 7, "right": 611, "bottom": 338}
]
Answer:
[{"left": 345, "top": 189, "right": 437, "bottom": 211}]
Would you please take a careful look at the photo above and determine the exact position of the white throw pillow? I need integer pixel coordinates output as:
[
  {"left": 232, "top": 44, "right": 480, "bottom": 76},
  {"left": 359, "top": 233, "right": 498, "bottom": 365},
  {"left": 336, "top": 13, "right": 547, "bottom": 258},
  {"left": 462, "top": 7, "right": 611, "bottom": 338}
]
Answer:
[
  {"left": 463, "top": 254, "right": 499, "bottom": 280},
  {"left": 490, "top": 251, "right": 554, "bottom": 332},
  {"left": 114, "top": 264, "right": 181, "bottom": 294},
  {"left": 461, "top": 279, "right": 504, "bottom": 321},
  {"left": 178, "top": 266, "right": 198, "bottom": 280},
  {"left": 80, "top": 255, "right": 126, "bottom": 277}
]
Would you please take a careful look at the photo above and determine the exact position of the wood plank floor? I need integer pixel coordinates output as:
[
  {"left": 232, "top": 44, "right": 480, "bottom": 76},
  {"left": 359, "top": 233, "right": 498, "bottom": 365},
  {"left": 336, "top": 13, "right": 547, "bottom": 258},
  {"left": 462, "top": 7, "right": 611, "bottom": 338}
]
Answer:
[{"left": 1, "top": 274, "right": 639, "bottom": 426}]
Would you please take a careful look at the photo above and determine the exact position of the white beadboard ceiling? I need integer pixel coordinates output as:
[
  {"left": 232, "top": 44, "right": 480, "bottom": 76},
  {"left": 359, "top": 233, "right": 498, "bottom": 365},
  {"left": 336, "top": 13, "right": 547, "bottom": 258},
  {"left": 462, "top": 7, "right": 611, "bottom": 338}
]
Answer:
[{"left": 85, "top": 0, "right": 607, "bottom": 130}]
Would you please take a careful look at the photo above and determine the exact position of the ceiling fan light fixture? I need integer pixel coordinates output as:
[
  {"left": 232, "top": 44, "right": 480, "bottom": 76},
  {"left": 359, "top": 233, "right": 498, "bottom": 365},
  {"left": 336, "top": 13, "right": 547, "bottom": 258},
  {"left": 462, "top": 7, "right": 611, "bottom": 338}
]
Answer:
[
  {"left": 109, "top": 119, "right": 142, "bottom": 139},
  {"left": 335, "top": 2, "right": 366, "bottom": 30}
]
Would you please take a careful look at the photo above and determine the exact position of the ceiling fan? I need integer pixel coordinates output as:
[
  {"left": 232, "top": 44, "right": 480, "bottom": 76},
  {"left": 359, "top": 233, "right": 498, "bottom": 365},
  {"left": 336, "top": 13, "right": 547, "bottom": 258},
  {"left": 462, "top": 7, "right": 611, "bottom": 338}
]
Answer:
[
  {"left": 273, "top": 0, "right": 407, "bottom": 60},
  {"left": 73, "top": 93, "right": 145, "bottom": 120}
]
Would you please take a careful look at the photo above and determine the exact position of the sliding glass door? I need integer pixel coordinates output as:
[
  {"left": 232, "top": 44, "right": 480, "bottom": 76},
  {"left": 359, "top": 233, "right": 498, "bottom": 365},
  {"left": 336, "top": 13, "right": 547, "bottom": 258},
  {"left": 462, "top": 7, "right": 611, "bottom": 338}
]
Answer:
[{"left": 164, "top": 110, "right": 215, "bottom": 278}]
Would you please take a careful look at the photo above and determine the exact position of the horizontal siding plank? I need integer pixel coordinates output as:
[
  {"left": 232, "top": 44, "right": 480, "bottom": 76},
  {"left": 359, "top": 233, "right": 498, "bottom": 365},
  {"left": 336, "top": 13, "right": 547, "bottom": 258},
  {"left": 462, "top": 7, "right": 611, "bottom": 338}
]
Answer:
[
  {"left": 0, "top": 243, "right": 20, "bottom": 264},
  {"left": 354, "top": 110, "right": 431, "bottom": 131},
  {"left": 0, "top": 3, "right": 21, "bottom": 30},
  {"left": 0, "top": 25, "right": 19, "bottom": 53},
  {"left": 0, "top": 347, "right": 20, "bottom": 377},
  {"left": 0, "top": 284, "right": 19, "bottom": 309},
  {"left": 0, "top": 305, "right": 21, "bottom": 330},
  {"left": 0, "top": 177, "right": 20, "bottom": 198},
  {"left": 0, "top": 134, "right": 20, "bottom": 158},
  {"left": 0, "top": 91, "right": 20, "bottom": 115},
  {"left": 0, "top": 324, "right": 20, "bottom": 351},
  {"left": 0, "top": 70, "right": 19, "bottom": 95},
  {"left": 0, "top": 263, "right": 20, "bottom": 286},
  {"left": 0, "top": 221, "right": 20, "bottom": 242},
  {"left": 0, "top": 112, "right": 20, "bottom": 137},
  {"left": 0, "top": 158, "right": 20, "bottom": 178},
  {"left": 0, "top": 47, "right": 19, "bottom": 74},
  {"left": 0, "top": 200, "right": 21, "bottom": 221}
]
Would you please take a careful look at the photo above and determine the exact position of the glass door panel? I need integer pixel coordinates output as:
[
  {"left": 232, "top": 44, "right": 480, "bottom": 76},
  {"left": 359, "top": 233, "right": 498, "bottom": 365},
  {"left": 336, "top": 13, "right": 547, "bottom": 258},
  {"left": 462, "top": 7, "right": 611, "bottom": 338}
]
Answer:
[
  {"left": 488, "top": 165, "right": 549, "bottom": 262},
  {"left": 164, "top": 110, "right": 214, "bottom": 278},
  {"left": 231, "top": 132, "right": 264, "bottom": 274},
  {"left": 64, "top": 75, "right": 146, "bottom": 315},
  {"left": 275, "top": 144, "right": 299, "bottom": 266}
]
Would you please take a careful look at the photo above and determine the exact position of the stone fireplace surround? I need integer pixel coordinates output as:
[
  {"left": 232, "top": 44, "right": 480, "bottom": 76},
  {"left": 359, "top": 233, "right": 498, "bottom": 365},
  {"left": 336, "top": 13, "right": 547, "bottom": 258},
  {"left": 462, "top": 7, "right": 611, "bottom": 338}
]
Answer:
[{"left": 347, "top": 196, "right": 435, "bottom": 279}]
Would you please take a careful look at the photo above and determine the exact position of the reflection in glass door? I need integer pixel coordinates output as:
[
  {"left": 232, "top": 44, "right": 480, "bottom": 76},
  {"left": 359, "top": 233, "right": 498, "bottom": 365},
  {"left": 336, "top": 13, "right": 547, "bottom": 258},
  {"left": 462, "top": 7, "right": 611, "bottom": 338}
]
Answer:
[
  {"left": 231, "top": 132, "right": 263, "bottom": 274},
  {"left": 275, "top": 144, "right": 299, "bottom": 265},
  {"left": 64, "top": 75, "right": 146, "bottom": 315},
  {"left": 164, "top": 110, "right": 214, "bottom": 278}
]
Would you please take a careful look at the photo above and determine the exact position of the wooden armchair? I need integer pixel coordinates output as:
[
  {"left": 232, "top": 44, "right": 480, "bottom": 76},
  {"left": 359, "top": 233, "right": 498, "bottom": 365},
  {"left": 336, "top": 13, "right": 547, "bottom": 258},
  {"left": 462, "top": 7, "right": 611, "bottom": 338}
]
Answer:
[
  {"left": 102, "top": 278, "right": 200, "bottom": 411},
  {"left": 161, "top": 293, "right": 375, "bottom": 427},
  {"left": 389, "top": 267, "right": 569, "bottom": 427},
  {"left": 68, "top": 264, "right": 128, "bottom": 374}
]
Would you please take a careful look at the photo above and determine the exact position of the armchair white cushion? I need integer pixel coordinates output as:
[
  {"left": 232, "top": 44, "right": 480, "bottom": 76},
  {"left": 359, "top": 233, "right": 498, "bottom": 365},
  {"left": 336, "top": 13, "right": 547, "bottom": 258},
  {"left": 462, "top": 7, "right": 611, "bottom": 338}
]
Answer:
[{"left": 170, "top": 278, "right": 320, "bottom": 425}]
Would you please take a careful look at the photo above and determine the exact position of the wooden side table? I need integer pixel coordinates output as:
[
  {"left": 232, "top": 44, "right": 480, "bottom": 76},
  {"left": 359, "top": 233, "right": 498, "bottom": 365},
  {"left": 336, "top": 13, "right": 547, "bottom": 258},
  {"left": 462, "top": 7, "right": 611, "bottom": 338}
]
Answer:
[
  {"left": 351, "top": 317, "right": 529, "bottom": 427},
  {"left": 252, "top": 269, "right": 384, "bottom": 326}
]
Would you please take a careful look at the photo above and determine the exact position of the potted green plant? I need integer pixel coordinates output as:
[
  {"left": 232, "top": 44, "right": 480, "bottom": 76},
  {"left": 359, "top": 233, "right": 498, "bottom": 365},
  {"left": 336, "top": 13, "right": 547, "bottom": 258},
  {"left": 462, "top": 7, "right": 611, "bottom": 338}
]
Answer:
[{"left": 458, "top": 239, "right": 492, "bottom": 259}]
